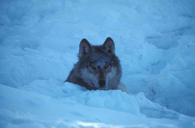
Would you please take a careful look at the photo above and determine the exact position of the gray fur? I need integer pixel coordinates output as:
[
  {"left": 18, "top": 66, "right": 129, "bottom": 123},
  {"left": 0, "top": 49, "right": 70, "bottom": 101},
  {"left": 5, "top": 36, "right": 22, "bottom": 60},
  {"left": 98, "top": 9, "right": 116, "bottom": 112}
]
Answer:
[{"left": 66, "top": 37, "right": 122, "bottom": 90}]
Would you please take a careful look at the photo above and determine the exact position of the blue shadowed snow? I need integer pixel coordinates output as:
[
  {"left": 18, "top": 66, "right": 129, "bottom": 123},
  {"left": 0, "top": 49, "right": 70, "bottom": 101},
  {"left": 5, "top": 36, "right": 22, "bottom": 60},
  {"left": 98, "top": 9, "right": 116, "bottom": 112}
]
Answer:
[{"left": 0, "top": 0, "right": 195, "bottom": 127}]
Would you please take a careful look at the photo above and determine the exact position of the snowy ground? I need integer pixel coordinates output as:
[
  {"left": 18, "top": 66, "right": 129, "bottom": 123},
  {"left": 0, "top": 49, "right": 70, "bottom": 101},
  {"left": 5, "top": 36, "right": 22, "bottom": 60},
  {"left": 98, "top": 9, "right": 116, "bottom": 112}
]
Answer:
[{"left": 0, "top": 0, "right": 195, "bottom": 127}]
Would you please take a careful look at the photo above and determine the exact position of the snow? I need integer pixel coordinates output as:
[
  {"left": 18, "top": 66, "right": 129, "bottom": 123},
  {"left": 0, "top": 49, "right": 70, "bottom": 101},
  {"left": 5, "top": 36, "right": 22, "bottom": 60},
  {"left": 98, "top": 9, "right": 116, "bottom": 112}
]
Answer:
[
  {"left": 1, "top": 83, "right": 194, "bottom": 128},
  {"left": 0, "top": 0, "right": 195, "bottom": 127}
]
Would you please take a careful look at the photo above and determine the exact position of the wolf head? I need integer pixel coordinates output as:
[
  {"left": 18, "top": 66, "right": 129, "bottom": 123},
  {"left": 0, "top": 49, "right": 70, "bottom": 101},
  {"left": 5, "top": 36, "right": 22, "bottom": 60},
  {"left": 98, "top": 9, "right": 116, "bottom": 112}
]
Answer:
[{"left": 66, "top": 37, "right": 121, "bottom": 90}]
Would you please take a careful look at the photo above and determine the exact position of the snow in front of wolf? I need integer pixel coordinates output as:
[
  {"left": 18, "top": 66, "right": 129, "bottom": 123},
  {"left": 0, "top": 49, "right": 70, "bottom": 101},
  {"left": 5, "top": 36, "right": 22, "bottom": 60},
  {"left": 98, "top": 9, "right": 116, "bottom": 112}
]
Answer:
[{"left": 0, "top": 0, "right": 195, "bottom": 128}]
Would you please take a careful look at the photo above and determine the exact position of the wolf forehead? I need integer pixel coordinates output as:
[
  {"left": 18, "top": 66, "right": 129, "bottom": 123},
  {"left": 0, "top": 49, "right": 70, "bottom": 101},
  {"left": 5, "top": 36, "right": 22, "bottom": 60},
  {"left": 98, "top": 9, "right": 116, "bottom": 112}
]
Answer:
[{"left": 88, "top": 46, "right": 113, "bottom": 62}]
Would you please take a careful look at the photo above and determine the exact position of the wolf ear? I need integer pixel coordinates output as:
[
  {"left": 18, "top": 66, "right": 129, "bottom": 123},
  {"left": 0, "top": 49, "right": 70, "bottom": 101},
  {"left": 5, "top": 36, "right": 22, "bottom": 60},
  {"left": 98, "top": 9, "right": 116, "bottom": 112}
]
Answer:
[
  {"left": 103, "top": 37, "right": 115, "bottom": 54},
  {"left": 79, "top": 38, "right": 91, "bottom": 57}
]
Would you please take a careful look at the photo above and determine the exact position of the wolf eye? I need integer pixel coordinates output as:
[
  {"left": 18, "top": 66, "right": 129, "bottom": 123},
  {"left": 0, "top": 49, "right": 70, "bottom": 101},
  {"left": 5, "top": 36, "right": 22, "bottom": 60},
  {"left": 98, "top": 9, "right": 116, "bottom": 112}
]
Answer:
[
  {"left": 104, "top": 63, "right": 111, "bottom": 70},
  {"left": 88, "top": 62, "right": 97, "bottom": 71},
  {"left": 91, "top": 65, "right": 97, "bottom": 70}
]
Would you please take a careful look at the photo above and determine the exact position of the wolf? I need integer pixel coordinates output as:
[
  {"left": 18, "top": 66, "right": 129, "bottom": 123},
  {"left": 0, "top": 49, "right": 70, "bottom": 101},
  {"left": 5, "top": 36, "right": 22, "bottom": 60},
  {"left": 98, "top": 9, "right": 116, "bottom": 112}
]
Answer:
[{"left": 65, "top": 37, "right": 122, "bottom": 90}]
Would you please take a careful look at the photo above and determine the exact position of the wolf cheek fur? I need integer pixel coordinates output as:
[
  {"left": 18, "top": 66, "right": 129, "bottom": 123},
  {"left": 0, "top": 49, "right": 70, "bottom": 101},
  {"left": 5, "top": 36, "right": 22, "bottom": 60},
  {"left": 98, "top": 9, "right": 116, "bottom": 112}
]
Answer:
[{"left": 66, "top": 37, "right": 122, "bottom": 90}]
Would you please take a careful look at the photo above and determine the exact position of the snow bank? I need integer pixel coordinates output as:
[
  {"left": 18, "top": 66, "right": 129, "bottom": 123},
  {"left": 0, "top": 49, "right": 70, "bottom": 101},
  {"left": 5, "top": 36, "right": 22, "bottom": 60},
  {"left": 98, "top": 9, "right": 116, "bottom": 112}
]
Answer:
[{"left": 1, "top": 82, "right": 195, "bottom": 128}]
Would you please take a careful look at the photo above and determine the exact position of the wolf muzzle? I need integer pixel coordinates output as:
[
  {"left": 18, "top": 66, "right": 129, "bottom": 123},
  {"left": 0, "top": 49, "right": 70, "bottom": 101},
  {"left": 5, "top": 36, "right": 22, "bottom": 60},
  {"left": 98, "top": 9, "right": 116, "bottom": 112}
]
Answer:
[
  {"left": 98, "top": 68, "right": 106, "bottom": 88},
  {"left": 99, "top": 79, "right": 105, "bottom": 87}
]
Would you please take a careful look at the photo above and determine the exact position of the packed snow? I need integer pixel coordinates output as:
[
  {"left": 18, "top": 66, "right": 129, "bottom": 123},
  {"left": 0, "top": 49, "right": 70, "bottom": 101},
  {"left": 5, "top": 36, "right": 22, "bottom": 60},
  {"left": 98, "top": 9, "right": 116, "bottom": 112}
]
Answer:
[{"left": 0, "top": 0, "right": 195, "bottom": 128}]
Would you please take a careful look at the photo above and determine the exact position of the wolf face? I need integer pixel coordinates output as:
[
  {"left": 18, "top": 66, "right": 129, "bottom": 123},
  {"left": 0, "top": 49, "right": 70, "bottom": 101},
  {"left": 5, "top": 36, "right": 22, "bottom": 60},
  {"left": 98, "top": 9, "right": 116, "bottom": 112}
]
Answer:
[{"left": 66, "top": 37, "right": 121, "bottom": 90}]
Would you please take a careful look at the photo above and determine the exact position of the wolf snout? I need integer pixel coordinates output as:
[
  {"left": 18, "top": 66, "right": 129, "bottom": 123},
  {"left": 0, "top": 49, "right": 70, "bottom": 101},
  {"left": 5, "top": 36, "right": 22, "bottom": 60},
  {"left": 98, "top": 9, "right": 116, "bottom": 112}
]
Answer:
[{"left": 99, "top": 79, "right": 105, "bottom": 87}]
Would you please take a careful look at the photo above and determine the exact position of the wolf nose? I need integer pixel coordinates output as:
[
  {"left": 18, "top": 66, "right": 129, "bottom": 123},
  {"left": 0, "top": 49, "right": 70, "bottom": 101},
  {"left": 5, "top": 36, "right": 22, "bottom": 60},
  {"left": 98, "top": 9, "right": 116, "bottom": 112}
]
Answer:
[{"left": 99, "top": 80, "right": 105, "bottom": 87}]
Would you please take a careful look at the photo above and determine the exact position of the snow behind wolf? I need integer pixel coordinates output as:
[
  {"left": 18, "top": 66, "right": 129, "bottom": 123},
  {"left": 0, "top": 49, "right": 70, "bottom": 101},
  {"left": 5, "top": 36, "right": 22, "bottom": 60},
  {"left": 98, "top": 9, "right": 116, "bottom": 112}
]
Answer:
[{"left": 66, "top": 37, "right": 122, "bottom": 90}]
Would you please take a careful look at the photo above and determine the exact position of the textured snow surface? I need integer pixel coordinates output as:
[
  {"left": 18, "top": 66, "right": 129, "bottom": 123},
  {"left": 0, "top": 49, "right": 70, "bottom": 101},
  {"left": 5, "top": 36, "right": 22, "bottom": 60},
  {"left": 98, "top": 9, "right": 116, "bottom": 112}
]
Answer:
[
  {"left": 0, "top": 83, "right": 195, "bottom": 128},
  {"left": 0, "top": 0, "right": 195, "bottom": 127}
]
